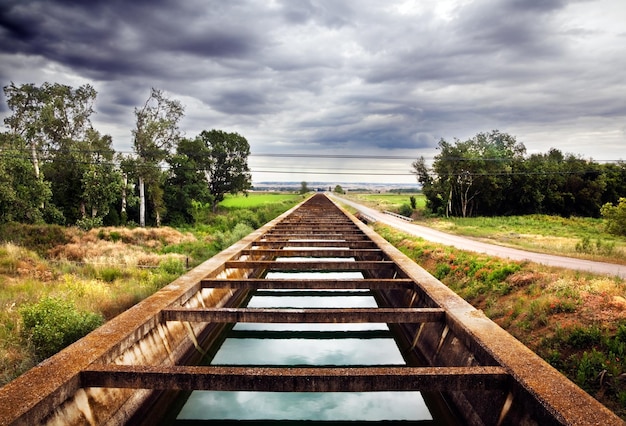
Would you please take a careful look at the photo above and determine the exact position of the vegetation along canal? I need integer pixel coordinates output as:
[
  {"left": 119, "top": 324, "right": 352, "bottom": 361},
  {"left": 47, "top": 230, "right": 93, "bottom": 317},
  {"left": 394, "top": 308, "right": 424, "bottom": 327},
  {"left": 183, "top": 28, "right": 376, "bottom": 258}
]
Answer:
[{"left": 3, "top": 194, "right": 620, "bottom": 425}]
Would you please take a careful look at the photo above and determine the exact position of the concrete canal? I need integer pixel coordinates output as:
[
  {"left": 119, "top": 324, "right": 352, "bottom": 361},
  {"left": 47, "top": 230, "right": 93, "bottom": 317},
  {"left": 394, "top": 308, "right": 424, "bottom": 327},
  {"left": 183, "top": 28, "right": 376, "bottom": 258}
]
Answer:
[{"left": 163, "top": 262, "right": 440, "bottom": 423}]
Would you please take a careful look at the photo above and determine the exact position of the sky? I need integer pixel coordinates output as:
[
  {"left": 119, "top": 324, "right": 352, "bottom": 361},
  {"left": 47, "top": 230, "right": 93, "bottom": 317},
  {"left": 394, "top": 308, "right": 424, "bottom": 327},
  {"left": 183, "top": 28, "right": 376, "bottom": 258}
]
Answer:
[{"left": 0, "top": 0, "right": 625, "bottom": 185}]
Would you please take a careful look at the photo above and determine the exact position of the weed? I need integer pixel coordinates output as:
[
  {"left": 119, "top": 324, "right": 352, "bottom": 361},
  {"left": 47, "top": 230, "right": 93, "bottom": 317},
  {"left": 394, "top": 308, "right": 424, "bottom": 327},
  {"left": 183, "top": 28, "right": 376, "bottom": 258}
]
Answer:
[
  {"left": 98, "top": 266, "right": 125, "bottom": 282},
  {"left": 159, "top": 257, "right": 186, "bottom": 275},
  {"left": 575, "top": 349, "right": 607, "bottom": 392},
  {"left": 545, "top": 349, "right": 563, "bottom": 369},
  {"left": 20, "top": 297, "right": 103, "bottom": 361},
  {"left": 567, "top": 325, "right": 603, "bottom": 349},
  {"left": 487, "top": 264, "right": 521, "bottom": 283},
  {"left": 434, "top": 263, "right": 452, "bottom": 279}
]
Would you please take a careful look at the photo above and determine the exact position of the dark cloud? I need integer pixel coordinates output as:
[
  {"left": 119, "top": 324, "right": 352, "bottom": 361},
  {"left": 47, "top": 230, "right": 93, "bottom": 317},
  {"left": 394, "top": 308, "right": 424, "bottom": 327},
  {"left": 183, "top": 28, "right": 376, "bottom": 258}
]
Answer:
[{"left": 0, "top": 0, "right": 625, "bottom": 182}]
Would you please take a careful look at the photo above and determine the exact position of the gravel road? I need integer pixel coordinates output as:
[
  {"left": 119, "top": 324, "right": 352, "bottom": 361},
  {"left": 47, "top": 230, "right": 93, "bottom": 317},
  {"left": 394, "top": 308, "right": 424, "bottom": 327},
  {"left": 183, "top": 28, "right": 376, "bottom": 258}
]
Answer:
[{"left": 331, "top": 194, "right": 626, "bottom": 279}]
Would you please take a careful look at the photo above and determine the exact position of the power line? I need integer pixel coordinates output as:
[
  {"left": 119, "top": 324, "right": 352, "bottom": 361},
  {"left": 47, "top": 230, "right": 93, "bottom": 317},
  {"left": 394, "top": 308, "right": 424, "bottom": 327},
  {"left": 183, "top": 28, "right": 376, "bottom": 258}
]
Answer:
[
  {"left": 0, "top": 152, "right": 623, "bottom": 178},
  {"left": 2, "top": 146, "right": 624, "bottom": 163}
]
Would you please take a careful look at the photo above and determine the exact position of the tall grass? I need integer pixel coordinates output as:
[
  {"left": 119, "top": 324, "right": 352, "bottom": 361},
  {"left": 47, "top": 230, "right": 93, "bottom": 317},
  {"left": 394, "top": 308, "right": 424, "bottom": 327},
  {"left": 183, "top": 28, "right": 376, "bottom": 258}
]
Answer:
[
  {"left": 0, "top": 193, "right": 302, "bottom": 386},
  {"left": 375, "top": 223, "right": 626, "bottom": 417},
  {"left": 418, "top": 214, "right": 626, "bottom": 264}
]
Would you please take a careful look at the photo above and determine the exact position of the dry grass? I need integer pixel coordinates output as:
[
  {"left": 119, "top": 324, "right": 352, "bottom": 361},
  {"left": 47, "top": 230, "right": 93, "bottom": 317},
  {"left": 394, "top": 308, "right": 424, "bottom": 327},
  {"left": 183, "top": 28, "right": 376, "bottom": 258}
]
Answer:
[
  {"left": 0, "top": 226, "right": 202, "bottom": 386},
  {"left": 48, "top": 227, "right": 195, "bottom": 267}
]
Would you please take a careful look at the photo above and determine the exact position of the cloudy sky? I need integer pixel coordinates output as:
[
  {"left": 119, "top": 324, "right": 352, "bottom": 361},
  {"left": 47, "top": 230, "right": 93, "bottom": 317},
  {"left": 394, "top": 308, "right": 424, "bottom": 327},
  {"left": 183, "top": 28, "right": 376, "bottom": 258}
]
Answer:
[{"left": 1, "top": 0, "right": 625, "bottom": 184}]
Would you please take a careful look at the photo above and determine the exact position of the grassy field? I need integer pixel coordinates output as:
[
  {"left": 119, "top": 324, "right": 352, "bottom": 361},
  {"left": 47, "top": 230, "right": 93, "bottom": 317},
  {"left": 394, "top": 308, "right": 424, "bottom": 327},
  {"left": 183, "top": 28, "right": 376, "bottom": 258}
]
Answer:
[
  {"left": 220, "top": 192, "right": 304, "bottom": 208},
  {"left": 346, "top": 192, "right": 626, "bottom": 265},
  {"left": 347, "top": 193, "right": 426, "bottom": 211}
]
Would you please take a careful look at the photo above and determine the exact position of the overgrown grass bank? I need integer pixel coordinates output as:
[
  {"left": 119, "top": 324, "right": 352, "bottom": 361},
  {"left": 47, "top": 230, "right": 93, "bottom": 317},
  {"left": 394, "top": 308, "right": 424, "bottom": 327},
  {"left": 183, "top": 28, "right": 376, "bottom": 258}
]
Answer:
[
  {"left": 343, "top": 192, "right": 626, "bottom": 264},
  {"left": 375, "top": 224, "right": 626, "bottom": 418},
  {"left": 422, "top": 214, "right": 626, "bottom": 264},
  {"left": 0, "top": 193, "right": 303, "bottom": 386}
]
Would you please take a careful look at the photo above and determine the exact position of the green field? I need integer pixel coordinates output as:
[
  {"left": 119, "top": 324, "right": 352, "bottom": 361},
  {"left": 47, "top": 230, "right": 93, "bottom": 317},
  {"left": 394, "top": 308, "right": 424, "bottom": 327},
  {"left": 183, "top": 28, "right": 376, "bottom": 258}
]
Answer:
[
  {"left": 219, "top": 192, "right": 304, "bottom": 208},
  {"left": 349, "top": 193, "right": 426, "bottom": 211}
]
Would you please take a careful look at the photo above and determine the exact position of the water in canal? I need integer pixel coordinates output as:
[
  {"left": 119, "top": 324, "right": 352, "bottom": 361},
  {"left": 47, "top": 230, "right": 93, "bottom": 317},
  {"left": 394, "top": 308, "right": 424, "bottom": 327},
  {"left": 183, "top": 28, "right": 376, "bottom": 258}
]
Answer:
[{"left": 172, "top": 257, "right": 434, "bottom": 423}]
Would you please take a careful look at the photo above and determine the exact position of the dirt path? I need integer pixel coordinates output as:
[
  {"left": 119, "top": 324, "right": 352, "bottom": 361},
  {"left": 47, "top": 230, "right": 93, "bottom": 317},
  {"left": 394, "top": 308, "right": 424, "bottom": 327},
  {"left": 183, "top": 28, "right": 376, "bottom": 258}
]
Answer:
[{"left": 331, "top": 194, "right": 626, "bottom": 279}]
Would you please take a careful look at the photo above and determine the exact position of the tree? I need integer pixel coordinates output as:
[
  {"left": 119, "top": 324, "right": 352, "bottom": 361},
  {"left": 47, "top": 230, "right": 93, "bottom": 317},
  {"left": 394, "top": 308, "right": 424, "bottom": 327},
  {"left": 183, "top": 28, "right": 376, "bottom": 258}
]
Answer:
[
  {"left": 334, "top": 185, "right": 344, "bottom": 194},
  {"left": 413, "top": 131, "right": 525, "bottom": 217},
  {"left": 164, "top": 137, "right": 213, "bottom": 224},
  {"left": 42, "top": 128, "right": 120, "bottom": 225},
  {"left": 3, "top": 82, "right": 96, "bottom": 179},
  {"left": 132, "top": 88, "right": 184, "bottom": 226},
  {"left": 80, "top": 130, "right": 123, "bottom": 220},
  {"left": 0, "top": 133, "right": 52, "bottom": 223},
  {"left": 600, "top": 161, "right": 626, "bottom": 206},
  {"left": 300, "top": 181, "right": 309, "bottom": 195},
  {"left": 198, "top": 130, "right": 252, "bottom": 212},
  {"left": 601, "top": 198, "right": 626, "bottom": 236},
  {"left": 3, "top": 82, "right": 115, "bottom": 224}
]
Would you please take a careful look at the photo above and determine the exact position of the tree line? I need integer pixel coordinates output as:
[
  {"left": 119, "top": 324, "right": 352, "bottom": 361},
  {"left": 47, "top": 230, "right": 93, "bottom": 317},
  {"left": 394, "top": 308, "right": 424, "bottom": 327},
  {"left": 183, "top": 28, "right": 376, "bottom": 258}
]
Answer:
[
  {"left": 412, "top": 130, "right": 626, "bottom": 219},
  {"left": 0, "top": 82, "right": 252, "bottom": 228}
]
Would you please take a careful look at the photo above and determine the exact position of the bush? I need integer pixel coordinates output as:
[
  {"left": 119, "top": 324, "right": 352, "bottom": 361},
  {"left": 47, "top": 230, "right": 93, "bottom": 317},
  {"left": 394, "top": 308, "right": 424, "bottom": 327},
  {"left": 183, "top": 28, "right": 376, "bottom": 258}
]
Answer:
[
  {"left": 159, "top": 257, "right": 186, "bottom": 275},
  {"left": 601, "top": 198, "right": 626, "bottom": 236},
  {"left": 0, "top": 223, "right": 70, "bottom": 255},
  {"left": 20, "top": 297, "right": 104, "bottom": 361},
  {"left": 98, "top": 266, "right": 125, "bottom": 282},
  {"left": 398, "top": 203, "right": 413, "bottom": 218},
  {"left": 567, "top": 325, "right": 602, "bottom": 349},
  {"left": 75, "top": 216, "right": 103, "bottom": 231},
  {"left": 213, "top": 223, "right": 254, "bottom": 251}
]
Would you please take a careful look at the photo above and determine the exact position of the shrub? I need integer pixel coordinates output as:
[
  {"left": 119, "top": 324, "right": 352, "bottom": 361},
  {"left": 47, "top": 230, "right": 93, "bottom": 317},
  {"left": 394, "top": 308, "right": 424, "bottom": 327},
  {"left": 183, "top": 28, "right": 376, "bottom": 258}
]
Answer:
[
  {"left": 398, "top": 203, "right": 413, "bottom": 218},
  {"left": 0, "top": 224, "right": 70, "bottom": 255},
  {"left": 159, "top": 257, "right": 186, "bottom": 275},
  {"left": 601, "top": 198, "right": 626, "bottom": 236},
  {"left": 98, "top": 266, "right": 125, "bottom": 282},
  {"left": 214, "top": 223, "right": 254, "bottom": 251},
  {"left": 20, "top": 297, "right": 103, "bottom": 361},
  {"left": 75, "top": 216, "right": 103, "bottom": 231},
  {"left": 567, "top": 325, "right": 602, "bottom": 349}
]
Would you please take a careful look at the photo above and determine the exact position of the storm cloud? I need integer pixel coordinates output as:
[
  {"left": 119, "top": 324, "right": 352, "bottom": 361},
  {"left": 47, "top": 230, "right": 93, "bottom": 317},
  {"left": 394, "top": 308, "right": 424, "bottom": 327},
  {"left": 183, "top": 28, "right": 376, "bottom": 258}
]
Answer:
[{"left": 1, "top": 0, "right": 625, "bottom": 183}]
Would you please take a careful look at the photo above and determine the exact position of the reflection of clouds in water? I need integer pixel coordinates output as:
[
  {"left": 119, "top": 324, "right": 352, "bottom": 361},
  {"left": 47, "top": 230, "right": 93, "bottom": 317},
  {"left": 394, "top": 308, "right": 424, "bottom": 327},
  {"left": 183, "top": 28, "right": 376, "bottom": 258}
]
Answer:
[
  {"left": 178, "top": 266, "right": 432, "bottom": 421},
  {"left": 211, "top": 338, "right": 405, "bottom": 365},
  {"left": 247, "top": 295, "right": 377, "bottom": 308},
  {"left": 265, "top": 271, "right": 364, "bottom": 279},
  {"left": 234, "top": 322, "right": 389, "bottom": 331},
  {"left": 178, "top": 391, "right": 432, "bottom": 420}
]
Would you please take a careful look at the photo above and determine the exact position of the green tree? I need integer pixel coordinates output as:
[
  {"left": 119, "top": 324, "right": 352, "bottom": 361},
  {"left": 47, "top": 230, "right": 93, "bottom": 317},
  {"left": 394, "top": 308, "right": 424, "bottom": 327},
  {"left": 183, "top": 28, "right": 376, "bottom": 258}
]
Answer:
[
  {"left": 0, "top": 134, "right": 52, "bottom": 223},
  {"left": 3, "top": 82, "right": 96, "bottom": 179},
  {"left": 334, "top": 185, "right": 344, "bottom": 194},
  {"left": 2, "top": 82, "right": 122, "bottom": 225},
  {"left": 413, "top": 130, "right": 525, "bottom": 217},
  {"left": 132, "top": 88, "right": 184, "bottom": 226},
  {"left": 164, "top": 137, "right": 214, "bottom": 224},
  {"left": 198, "top": 130, "right": 252, "bottom": 212},
  {"left": 601, "top": 198, "right": 626, "bottom": 236},
  {"left": 42, "top": 128, "right": 120, "bottom": 224},
  {"left": 300, "top": 181, "right": 310, "bottom": 195},
  {"left": 600, "top": 161, "right": 626, "bottom": 206}
]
